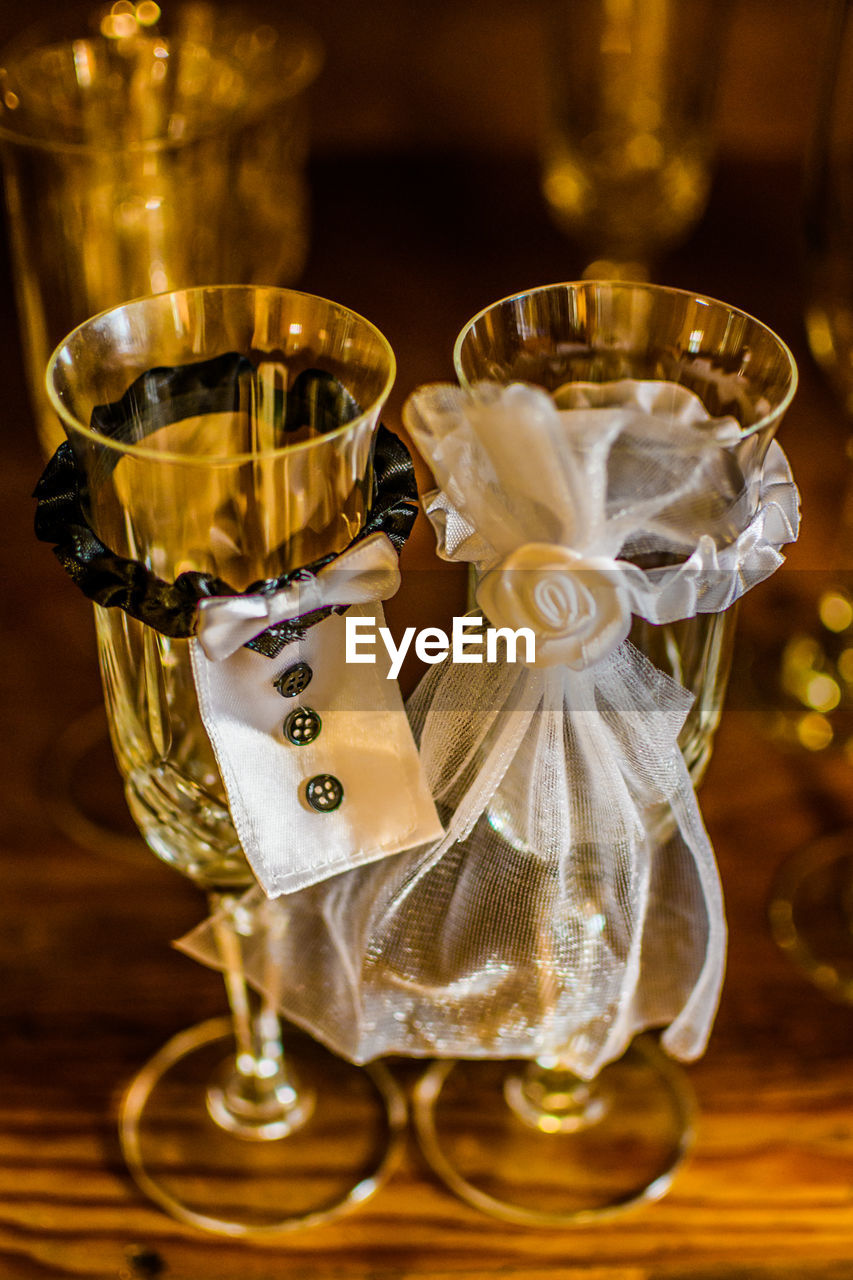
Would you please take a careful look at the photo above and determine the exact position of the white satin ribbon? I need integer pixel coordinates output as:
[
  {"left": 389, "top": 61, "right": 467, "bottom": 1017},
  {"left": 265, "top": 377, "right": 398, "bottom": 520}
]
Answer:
[{"left": 196, "top": 531, "right": 402, "bottom": 660}]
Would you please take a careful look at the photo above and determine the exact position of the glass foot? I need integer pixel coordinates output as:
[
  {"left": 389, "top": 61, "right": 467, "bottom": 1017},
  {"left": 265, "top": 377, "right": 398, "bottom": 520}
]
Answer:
[
  {"left": 412, "top": 1036, "right": 695, "bottom": 1226},
  {"left": 120, "top": 1017, "right": 406, "bottom": 1237},
  {"left": 769, "top": 828, "right": 853, "bottom": 1001},
  {"left": 581, "top": 257, "right": 650, "bottom": 282},
  {"left": 44, "top": 704, "right": 143, "bottom": 861}
]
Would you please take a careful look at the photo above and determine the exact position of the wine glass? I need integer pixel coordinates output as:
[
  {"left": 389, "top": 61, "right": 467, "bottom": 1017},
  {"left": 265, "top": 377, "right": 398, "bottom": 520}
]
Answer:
[
  {"left": 767, "top": 0, "right": 853, "bottom": 998},
  {"left": 539, "top": 0, "right": 729, "bottom": 281},
  {"left": 409, "top": 280, "right": 797, "bottom": 1225},
  {"left": 0, "top": 1, "right": 322, "bottom": 457},
  {"left": 42, "top": 285, "right": 406, "bottom": 1236},
  {"left": 0, "top": 2, "right": 321, "bottom": 859}
]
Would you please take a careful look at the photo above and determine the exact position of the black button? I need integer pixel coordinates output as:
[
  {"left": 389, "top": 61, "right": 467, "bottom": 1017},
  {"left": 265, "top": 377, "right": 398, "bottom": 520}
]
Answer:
[
  {"left": 305, "top": 774, "right": 343, "bottom": 812},
  {"left": 283, "top": 706, "right": 322, "bottom": 745},
  {"left": 274, "top": 662, "right": 313, "bottom": 698}
]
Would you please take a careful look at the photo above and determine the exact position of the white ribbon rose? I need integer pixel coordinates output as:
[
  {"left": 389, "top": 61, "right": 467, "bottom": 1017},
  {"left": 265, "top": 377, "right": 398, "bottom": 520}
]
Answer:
[{"left": 476, "top": 542, "right": 634, "bottom": 670}]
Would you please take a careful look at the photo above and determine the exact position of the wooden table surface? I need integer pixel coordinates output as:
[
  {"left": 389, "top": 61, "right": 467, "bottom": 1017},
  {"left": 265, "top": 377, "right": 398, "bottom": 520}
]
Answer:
[{"left": 2, "top": 151, "right": 853, "bottom": 1279}]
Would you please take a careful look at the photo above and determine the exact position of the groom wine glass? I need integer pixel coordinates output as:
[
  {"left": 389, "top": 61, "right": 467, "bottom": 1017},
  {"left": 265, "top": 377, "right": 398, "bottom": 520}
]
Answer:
[
  {"left": 410, "top": 280, "right": 798, "bottom": 1225},
  {"left": 41, "top": 284, "right": 406, "bottom": 1236}
]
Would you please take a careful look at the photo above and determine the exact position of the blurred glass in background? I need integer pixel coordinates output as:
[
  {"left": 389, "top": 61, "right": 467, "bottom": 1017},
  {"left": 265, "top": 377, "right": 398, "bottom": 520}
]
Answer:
[
  {"left": 0, "top": 1, "right": 322, "bottom": 456},
  {"left": 540, "top": 0, "right": 730, "bottom": 280},
  {"left": 760, "top": 0, "right": 853, "bottom": 761},
  {"left": 804, "top": 0, "right": 853, "bottom": 414},
  {"left": 0, "top": 1, "right": 321, "bottom": 858},
  {"left": 752, "top": 0, "right": 853, "bottom": 1006}
]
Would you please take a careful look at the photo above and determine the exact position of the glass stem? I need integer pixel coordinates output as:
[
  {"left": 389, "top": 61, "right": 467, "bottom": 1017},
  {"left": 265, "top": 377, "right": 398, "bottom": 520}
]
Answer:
[
  {"left": 205, "top": 891, "right": 315, "bottom": 1140},
  {"left": 504, "top": 1056, "right": 609, "bottom": 1134}
]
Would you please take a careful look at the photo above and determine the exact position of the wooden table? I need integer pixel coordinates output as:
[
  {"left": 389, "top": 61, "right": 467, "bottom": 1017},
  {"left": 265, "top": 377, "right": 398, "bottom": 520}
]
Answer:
[{"left": 2, "top": 151, "right": 853, "bottom": 1278}]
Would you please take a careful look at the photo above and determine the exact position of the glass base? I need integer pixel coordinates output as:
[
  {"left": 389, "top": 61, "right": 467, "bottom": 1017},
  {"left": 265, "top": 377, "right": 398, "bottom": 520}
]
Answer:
[
  {"left": 44, "top": 704, "right": 144, "bottom": 861},
  {"left": 120, "top": 1017, "right": 407, "bottom": 1237},
  {"left": 769, "top": 829, "right": 853, "bottom": 1001},
  {"left": 412, "top": 1036, "right": 695, "bottom": 1226},
  {"left": 581, "top": 257, "right": 650, "bottom": 282}
]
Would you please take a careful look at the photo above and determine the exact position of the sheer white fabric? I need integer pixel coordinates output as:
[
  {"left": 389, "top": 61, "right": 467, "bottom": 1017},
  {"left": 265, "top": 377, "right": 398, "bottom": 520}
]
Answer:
[{"left": 180, "top": 380, "right": 799, "bottom": 1076}]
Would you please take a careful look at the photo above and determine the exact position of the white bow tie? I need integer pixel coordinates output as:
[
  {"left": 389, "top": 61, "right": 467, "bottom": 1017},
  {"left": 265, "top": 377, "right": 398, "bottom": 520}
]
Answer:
[{"left": 196, "top": 531, "right": 402, "bottom": 661}]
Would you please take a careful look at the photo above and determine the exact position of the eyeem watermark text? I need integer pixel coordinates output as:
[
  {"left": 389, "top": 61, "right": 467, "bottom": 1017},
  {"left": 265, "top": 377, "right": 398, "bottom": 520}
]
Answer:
[{"left": 346, "top": 615, "right": 535, "bottom": 679}]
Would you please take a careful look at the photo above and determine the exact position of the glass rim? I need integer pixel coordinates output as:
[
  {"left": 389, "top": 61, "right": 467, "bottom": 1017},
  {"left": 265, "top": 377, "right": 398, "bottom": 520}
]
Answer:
[
  {"left": 452, "top": 280, "right": 799, "bottom": 440},
  {"left": 44, "top": 283, "right": 396, "bottom": 467},
  {"left": 0, "top": 16, "right": 322, "bottom": 154}
]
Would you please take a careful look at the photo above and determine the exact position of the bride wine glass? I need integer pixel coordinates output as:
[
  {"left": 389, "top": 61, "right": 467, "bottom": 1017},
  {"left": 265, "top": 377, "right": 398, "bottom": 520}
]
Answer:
[
  {"left": 40, "top": 284, "right": 406, "bottom": 1236},
  {"left": 409, "top": 280, "right": 798, "bottom": 1225}
]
